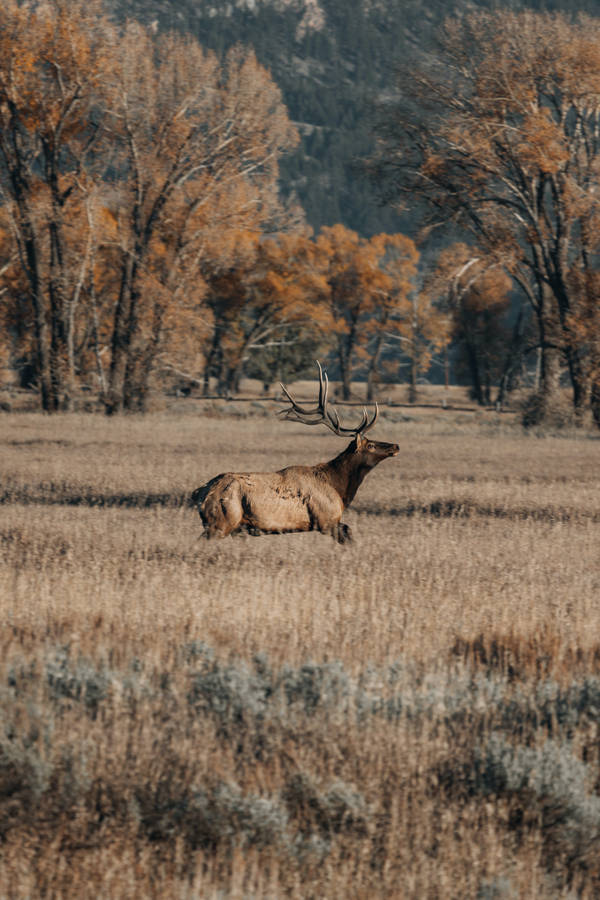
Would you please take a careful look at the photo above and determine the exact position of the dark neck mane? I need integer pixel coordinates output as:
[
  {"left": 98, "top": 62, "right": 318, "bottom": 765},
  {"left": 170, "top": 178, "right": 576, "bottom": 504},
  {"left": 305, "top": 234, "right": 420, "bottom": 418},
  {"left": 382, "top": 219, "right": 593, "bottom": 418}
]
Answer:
[{"left": 320, "top": 442, "right": 371, "bottom": 508}]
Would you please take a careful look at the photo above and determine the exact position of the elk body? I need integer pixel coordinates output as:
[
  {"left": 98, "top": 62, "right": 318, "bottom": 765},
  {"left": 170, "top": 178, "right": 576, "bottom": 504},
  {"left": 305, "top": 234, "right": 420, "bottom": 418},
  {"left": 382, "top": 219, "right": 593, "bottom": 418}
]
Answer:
[{"left": 192, "top": 363, "right": 399, "bottom": 543}]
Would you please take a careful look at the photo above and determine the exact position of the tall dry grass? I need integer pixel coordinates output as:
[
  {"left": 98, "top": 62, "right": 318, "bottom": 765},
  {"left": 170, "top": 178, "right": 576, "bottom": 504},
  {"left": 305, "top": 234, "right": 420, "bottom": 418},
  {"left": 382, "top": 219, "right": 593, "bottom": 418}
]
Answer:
[{"left": 1, "top": 405, "right": 600, "bottom": 897}]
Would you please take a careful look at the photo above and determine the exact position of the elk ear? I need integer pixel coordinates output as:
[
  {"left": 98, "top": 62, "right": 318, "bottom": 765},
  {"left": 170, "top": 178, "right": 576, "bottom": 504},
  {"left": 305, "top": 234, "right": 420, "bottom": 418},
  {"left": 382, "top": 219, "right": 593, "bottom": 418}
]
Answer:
[{"left": 355, "top": 433, "right": 367, "bottom": 449}]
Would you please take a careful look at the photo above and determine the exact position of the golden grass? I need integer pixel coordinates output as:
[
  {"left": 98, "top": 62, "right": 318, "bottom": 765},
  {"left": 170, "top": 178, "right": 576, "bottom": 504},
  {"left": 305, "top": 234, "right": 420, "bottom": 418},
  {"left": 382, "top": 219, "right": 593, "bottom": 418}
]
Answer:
[{"left": 2, "top": 406, "right": 600, "bottom": 897}]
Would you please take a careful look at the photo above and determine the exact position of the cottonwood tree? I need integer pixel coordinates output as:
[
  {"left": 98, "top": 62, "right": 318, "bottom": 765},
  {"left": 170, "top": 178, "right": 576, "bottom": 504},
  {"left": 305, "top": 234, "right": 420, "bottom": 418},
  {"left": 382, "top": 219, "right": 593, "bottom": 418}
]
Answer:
[
  {"left": 426, "top": 245, "right": 514, "bottom": 405},
  {"left": 199, "top": 229, "right": 328, "bottom": 395},
  {"left": 316, "top": 224, "right": 385, "bottom": 400},
  {"left": 0, "top": 2, "right": 298, "bottom": 412},
  {"left": 364, "top": 232, "right": 447, "bottom": 403},
  {"left": 0, "top": 0, "right": 114, "bottom": 410},
  {"left": 228, "top": 230, "right": 329, "bottom": 394},
  {"left": 103, "top": 27, "right": 298, "bottom": 412},
  {"left": 314, "top": 226, "right": 443, "bottom": 401},
  {"left": 372, "top": 10, "right": 600, "bottom": 420}
]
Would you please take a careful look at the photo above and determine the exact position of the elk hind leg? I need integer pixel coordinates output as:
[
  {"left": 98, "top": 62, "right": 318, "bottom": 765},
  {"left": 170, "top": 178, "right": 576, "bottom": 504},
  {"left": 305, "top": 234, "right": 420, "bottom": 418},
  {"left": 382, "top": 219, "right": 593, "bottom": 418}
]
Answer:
[{"left": 200, "top": 481, "right": 244, "bottom": 539}]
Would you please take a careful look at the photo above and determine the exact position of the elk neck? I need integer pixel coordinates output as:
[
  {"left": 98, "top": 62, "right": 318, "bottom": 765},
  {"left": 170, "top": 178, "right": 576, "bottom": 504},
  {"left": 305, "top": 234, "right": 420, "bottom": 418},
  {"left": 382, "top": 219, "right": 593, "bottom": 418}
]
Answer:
[{"left": 318, "top": 440, "right": 374, "bottom": 508}]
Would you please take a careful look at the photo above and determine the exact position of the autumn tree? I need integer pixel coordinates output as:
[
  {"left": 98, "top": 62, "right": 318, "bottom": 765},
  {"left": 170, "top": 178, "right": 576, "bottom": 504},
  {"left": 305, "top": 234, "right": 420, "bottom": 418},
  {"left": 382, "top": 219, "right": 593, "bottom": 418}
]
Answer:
[
  {"left": 365, "top": 232, "right": 448, "bottom": 403},
  {"left": 0, "top": 2, "right": 298, "bottom": 412},
  {"left": 229, "top": 230, "right": 329, "bottom": 394},
  {"left": 0, "top": 0, "right": 114, "bottom": 410},
  {"left": 198, "top": 229, "right": 328, "bottom": 396},
  {"left": 426, "top": 246, "right": 515, "bottom": 405},
  {"left": 102, "top": 28, "right": 298, "bottom": 413},
  {"left": 371, "top": 10, "right": 600, "bottom": 421},
  {"left": 313, "top": 226, "right": 444, "bottom": 402},
  {"left": 315, "top": 225, "right": 385, "bottom": 400}
]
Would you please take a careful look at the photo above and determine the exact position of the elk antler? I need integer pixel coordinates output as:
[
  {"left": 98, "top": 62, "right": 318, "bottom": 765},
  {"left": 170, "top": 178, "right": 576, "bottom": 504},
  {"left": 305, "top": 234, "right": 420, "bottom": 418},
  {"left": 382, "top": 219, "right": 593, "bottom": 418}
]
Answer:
[{"left": 278, "top": 361, "right": 378, "bottom": 436}]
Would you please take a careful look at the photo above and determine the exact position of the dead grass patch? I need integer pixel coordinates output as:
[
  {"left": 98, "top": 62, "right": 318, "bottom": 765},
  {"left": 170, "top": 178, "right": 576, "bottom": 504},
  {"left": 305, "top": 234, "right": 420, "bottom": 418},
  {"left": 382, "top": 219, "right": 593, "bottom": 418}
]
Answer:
[{"left": 1, "top": 409, "right": 600, "bottom": 896}]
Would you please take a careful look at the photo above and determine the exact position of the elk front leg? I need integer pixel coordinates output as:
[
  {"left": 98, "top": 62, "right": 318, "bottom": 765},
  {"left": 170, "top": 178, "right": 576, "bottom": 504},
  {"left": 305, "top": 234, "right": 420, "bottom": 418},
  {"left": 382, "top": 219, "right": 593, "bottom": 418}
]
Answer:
[
  {"left": 305, "top": 495, "right": 350, "bottom": 543},
  {"left": 334, "top": 522, "right": 352, "bottom": 543}
]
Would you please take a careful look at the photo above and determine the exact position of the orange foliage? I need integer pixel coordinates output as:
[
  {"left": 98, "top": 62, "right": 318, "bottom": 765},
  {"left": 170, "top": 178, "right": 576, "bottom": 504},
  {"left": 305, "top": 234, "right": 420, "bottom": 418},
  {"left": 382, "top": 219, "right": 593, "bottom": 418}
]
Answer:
[
  {"left": 198, "top": 229, "right": 329, "bottom": 396},
  {"left": 0, "top": 0, "right": 428, "bottom": 410},
  {"left": 315, "top": 226, "right": 442, "bottom": 398}
]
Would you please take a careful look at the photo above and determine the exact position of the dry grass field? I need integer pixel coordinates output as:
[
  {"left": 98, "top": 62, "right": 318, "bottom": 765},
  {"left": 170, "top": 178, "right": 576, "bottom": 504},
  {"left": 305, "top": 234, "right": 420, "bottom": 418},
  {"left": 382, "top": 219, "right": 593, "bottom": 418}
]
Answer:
[{"left": 1, "top": 397, "right": 600, "bottom": 898}]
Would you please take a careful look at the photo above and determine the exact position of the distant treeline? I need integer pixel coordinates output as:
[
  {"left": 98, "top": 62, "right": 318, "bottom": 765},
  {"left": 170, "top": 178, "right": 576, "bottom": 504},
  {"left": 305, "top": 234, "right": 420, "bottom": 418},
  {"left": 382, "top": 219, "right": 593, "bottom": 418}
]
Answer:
[{"left": 107, "top": 0, "right": 600, "bottom": 236}]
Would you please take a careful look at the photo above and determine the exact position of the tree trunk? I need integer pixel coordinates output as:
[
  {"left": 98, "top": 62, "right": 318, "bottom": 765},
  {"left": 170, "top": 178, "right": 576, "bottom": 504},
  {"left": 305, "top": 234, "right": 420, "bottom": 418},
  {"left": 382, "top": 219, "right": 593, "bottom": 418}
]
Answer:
[
  {"left": 123, "top": 375, "right": 145, "bottom": 412},
  {"left": 591, "top": 382, "right": 600, "bottom": 429},
  {"left": 123, "top": 296, "right": 167, "bottom": 412},
  {"left": 340, "top": 356, "right": 352, "bottom": 401},
  {"left": 366, "top": 334, "right": 384, "bottom": 402},
  {"left": 217, "top": 366, "right": 229, "bottom": 398},
  {"left": 564, "top": 345, "right": 590, "bottom": 421},
  {"left": 106, "top": 253, "right": 136, "bottom": 414},
  {"left": 539, "top": 344, "right": 561, "bottom": 407},
  {"left": 202, "top": 363, "right": 211, "bottom": 397},
  {"left": 338, "top": 334, "right": 353, "bottom": 401},
  {"left": 408, "top": 349, "right": 418, "bottom": 404},
  {"left": 26, "top": 254, "right": 56, "bottom": 411},
  {"left": 495, "top": 305, "right": 524, "bottom": 410},
  {"left": 89, "top": 281, "right": 107, "bottom": 402},
  {"left": 465, "top": 339, "right": 484, "bottom": 405},
  {"left": 229, "top": 361, "right": 243, "bottom": 395},
  {"left": 203, "top": 312, "right": 224, "bottom": 397},
  {"left": 337, "top": 316, "right": 358, "bottom": 401},
  {"left": 33, "top": 292, "right": 55, "bottom": 413},
  {"left": 483, "top": 358, "right": 491, "bottom": 406},
  {"left": 18, "top": 211, "right": 56, "bottom": 411},
  {"left": 530, "top": 285, "right": 562, "bottom": 414},
  {"left": 121, "top": 298, "right": 145, "bottom": 412},
  {"left": 366, "top": 368, "right": 377, "bottom": 403}
]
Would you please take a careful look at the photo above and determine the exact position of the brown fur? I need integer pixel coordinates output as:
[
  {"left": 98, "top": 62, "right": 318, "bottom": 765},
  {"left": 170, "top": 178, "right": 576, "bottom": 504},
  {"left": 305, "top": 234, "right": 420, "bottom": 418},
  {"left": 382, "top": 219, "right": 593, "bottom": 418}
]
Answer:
[{"left": 192, "top": 433, "right": 399, "bottom": 542}]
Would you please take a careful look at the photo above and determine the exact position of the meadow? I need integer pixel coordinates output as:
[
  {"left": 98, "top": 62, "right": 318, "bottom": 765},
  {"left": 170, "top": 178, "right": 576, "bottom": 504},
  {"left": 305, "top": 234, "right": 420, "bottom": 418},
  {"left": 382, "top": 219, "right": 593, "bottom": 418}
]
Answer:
[{"left": 1, "top": 393, "right": 600, "bottom": 898}]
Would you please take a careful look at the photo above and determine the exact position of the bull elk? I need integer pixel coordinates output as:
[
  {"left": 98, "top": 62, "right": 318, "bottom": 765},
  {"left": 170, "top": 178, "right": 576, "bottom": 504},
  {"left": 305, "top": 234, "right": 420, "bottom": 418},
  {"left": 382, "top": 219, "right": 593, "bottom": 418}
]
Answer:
[{"left": 191, "top": 362, "right": 399, "bottom": 542}]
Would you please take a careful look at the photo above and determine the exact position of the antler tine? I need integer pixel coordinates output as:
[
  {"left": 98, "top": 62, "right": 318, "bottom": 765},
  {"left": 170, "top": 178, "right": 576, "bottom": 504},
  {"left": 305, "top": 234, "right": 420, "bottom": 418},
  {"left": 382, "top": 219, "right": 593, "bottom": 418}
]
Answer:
[
  {"left": 326, "top": 401, "right": 379, "bottom": 437},
  {"left": 326, "top": 403, "right": 362, "bottom": 436},
  {"left": 278, "top": 360, "right": 331, "bottom": 423},
  {"left": 278, "top": 381, "right": 322, "bottom": 418},
  {"left": 278, "top": 383, "right": 306, "bottom": 414},
  {"left": 357, "top": 408, "right": 369, "bottom": 432},
  {"left": 359, "top": 403, "right": 379, "bottom": 434},
  {"left": 317, "top": 360, "right": 328, "bottom": 410},
  {"left": 278, "top": 361, "right": 379, "bottom": 437}
]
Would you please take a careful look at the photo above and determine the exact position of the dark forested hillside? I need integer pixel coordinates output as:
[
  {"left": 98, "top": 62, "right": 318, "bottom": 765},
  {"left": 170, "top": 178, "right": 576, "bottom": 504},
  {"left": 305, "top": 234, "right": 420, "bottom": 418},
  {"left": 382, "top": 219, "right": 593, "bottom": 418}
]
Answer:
[{"left": 104, "top": 0, "right": 600, "bottom": 235}]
